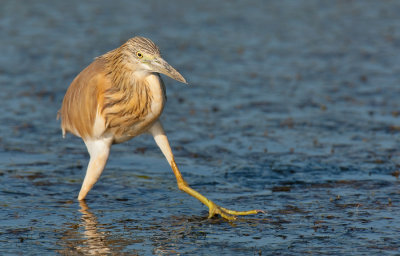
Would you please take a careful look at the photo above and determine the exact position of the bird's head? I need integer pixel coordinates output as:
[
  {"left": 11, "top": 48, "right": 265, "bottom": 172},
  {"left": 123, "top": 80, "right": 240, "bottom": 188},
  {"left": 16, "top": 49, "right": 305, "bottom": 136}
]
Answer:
[{"left": 124, "top": 36, "right": 187, "bottom": 84}]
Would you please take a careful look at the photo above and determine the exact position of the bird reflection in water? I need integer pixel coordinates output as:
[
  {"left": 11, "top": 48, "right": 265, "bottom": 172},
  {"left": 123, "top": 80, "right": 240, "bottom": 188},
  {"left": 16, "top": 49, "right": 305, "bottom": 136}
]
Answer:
[
  {"left": 58, "top": 201, "right": 263, "bottom": 254},
  {"left": 78, "top": 200, "right": 111, "bottom": 255},
  {"left": 57, "top": 201, "right": 140, "bottom": 255}
]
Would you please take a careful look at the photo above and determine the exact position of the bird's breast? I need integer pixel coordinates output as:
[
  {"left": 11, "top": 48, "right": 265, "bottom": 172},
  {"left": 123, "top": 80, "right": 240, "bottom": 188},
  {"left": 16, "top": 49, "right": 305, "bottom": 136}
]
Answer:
[
  {"left": 103, "top": 73, "right": 166, "bottom": 144},
  {"left": 145, "top": 73, "right": 166, "bottom": 119}
]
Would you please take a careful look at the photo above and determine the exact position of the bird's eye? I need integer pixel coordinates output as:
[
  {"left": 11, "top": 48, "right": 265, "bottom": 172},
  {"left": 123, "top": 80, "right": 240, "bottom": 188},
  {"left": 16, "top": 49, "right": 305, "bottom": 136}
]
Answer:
[{"left": 136, "top": 52, "right": 143, "bottom": 59}]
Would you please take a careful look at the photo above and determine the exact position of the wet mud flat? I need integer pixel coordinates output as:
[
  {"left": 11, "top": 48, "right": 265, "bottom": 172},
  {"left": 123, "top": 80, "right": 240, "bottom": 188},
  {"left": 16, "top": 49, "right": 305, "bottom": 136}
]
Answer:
[{"left": 1, "top": 0, "right": 400, "bottom": 255}]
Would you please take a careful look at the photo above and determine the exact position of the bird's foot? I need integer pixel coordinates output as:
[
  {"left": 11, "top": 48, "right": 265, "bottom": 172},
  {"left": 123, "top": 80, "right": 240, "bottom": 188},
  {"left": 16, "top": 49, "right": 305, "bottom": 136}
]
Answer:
[
  {"left": 171, "top": 160, "right": 264, "bottom": 221},
  {"left": 207, "top": 200, "right": 264, "bottom": 221}
]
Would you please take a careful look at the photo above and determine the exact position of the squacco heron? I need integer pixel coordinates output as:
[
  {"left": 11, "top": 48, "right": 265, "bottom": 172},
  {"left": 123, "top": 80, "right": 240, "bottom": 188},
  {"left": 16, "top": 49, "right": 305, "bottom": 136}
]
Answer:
[{"left": 59, "top": 36, "right": 261, "bottom": 220}]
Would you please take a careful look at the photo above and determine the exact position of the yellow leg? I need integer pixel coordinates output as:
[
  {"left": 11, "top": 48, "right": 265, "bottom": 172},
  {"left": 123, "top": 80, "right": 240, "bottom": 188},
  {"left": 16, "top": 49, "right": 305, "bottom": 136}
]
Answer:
[
  {"left": 171, "top": 160, "right": 262, "bottom": 220},
  {"left": 150, "top": 121, "right": 263, "bottom": 220}
]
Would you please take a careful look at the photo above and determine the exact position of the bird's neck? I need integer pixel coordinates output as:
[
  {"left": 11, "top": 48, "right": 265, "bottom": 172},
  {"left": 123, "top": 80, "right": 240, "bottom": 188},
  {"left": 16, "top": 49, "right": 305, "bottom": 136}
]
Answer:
[
  {"left": 98, "top": 49, "right": 155, "bottom": 137},
  {"left": 100, "top": 48, "right": 141, "bottom": 90}
]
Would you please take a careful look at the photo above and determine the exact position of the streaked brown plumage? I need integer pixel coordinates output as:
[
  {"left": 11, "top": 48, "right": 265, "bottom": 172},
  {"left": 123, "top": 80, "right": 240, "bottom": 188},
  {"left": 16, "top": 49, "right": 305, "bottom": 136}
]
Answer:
[
  {"left": 61, "top": 37, "right": 166, "bottom": 141},
  {"left": 59, "top": 36, "right": 262, "bottom": 220}
]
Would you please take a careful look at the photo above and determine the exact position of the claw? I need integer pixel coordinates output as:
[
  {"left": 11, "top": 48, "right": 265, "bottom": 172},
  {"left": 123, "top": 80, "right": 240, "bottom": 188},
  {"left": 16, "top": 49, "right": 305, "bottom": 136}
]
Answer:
[{"left": 207, "top": 201, "right": 263, "bottom": 221}]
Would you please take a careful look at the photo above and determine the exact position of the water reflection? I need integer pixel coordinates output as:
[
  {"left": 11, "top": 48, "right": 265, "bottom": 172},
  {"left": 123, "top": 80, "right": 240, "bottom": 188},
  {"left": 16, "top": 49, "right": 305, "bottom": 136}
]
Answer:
[
  {"left": 70, "top": 202, "right": 265, "bottom": 255},
  {"left": 57, "top": 201, "right": 139, "bottom": 255},
  {"left": 78, "top": 200, "right": 111, "bottom": 255}
]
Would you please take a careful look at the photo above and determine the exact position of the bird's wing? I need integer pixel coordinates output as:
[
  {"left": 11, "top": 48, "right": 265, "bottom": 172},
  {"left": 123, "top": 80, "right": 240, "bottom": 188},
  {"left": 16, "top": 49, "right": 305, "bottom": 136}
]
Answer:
[{"left": 60, "top": 58, "right": 109, "bottom": 139}]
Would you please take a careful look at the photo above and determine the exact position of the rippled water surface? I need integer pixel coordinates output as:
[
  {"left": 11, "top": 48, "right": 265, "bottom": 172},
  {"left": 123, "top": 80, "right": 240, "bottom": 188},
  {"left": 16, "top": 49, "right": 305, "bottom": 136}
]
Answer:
[{"left": 1, "top": 0, "right": 400, "bottom": 255}]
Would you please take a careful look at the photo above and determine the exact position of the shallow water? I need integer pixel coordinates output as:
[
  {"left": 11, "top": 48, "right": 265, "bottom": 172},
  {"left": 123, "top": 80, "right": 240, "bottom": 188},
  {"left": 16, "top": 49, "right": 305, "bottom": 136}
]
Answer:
[{"left": 1, "top": 0, "right": 400, "bottom": 255}]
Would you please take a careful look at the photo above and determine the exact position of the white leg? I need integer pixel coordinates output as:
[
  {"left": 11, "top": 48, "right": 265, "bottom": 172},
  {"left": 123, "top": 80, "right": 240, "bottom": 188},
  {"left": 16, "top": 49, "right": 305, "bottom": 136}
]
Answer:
[
  {"left": 148, "top": 121, "right": 174, "bottom": 164},
  {"left": 78, "top": 138, "right": 112, "bottom": 200}
]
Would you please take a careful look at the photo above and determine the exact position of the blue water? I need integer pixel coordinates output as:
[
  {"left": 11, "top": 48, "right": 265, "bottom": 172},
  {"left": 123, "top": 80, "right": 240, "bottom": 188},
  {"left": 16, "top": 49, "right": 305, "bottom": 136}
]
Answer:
[{"left": 0, "top": 0, "right": 400, "bottom": 255}]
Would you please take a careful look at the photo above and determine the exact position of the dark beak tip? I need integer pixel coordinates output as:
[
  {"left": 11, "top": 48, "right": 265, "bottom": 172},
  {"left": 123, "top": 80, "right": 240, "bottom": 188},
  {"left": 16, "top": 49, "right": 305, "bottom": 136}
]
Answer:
[{"left": 176, "top": 75, "right": 188, "bottom": 84}]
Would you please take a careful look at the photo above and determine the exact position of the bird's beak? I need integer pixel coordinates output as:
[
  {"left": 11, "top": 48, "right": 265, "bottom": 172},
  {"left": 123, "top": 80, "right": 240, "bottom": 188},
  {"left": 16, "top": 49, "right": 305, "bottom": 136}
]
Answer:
[{"left": 151, "top": 57, "right": 187, "bottom": 84}]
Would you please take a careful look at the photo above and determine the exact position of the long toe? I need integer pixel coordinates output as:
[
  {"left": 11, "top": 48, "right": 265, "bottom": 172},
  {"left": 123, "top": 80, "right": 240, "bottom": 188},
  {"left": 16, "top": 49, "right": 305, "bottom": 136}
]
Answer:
[{"left": 207, "top": 201, "right": 263, "bottom": 221}]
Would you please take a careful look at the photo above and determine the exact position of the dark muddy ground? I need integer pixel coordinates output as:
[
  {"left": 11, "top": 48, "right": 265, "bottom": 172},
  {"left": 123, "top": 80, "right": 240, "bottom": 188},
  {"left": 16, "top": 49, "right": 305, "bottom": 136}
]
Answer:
[{"left": 0, "top": 0, "right": 399, "bottom": 255}]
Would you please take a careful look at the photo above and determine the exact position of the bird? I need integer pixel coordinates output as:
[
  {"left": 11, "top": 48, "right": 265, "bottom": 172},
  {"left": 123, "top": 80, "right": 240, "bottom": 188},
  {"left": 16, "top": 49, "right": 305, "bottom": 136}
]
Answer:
[{"left": 59, "top": 36, "right": 262, "bottom": 220}]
